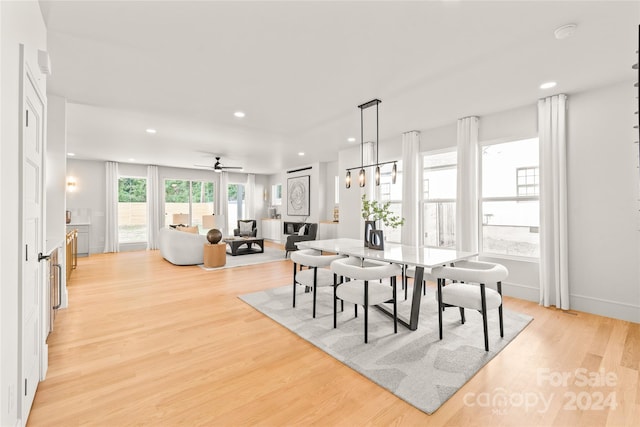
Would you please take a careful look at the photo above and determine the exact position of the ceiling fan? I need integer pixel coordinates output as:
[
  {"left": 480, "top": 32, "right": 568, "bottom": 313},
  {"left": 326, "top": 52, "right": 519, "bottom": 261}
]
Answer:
[{"left": 196, "top": 156, "right": 243, "bottom": 173}]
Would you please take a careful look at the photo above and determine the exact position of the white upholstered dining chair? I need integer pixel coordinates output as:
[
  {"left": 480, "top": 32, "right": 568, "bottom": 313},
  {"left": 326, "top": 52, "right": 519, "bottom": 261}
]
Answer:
[
  {"left": 431, "top": 260, "right": 507, "bottom": 351},
  {"left": 330, "top": 257, "right": 402, "bottom": 343},
  {"left": 290, "top": 249, "right": 345, "bottom": 318}
]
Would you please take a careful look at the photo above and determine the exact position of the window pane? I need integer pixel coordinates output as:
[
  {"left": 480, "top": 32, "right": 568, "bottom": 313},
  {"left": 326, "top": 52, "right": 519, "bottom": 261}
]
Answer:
[
  {"left": 191, "top": 181, "right": 215, "bottom": 229},
  {"left": 423, "top": 202, "right": 456, "bottom": 248},
  {"left": 482, "top": 138, "right": 539, "bottom": 198},
  {"left": 379, "top": 161, "right": 402, "bottom": 202},
  {"left": 423, "top": 168, "right": 456, "bottom": 200},
  {"left": 272, "top": 183, "right": 282, "bottom": 206},
  {"left": 380, "top": 202, "right": 402, "bottom": 243},
  {"left": 165, "top": 179, "right": 190, "bottom": 226},
  {"left": 482, "top": 200, "right": 540, "bottom": 257},
  {"left": 118, "top": 177, "right": 147, "bottom": 243},
  {"left": 228, "top": 184, "right": 245, "bottom": 231},
  {"left": 422, "top": 150, "right": 456, "bottom": 248}
]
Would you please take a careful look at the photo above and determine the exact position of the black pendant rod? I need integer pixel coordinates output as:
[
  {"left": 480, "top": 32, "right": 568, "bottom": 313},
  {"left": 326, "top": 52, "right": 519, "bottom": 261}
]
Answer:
[
  {"left": 376, "top": 101, "right": 379, "bottom": 165},
  {"left": 360, "top": 106, "right": 364, "bottom": 168}
]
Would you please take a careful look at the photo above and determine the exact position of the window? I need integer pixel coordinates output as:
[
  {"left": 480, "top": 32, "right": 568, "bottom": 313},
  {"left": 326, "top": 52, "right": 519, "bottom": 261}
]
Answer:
[
  {"left": 480, "top": 138, "right": 539, "bottom": 258},
  {"left": 378, "top": 161, "right": 402, "bottom": 243},
  {"left": 516, "top": 166, "right": 539, "bottom": 196},
  {"left": 164, "top": 179, "right": 214, "bottom": 229},
  {"left": 271, "top": 183, "right": 282, "bottom": 206},
  {"left": 421, "top": 150, "right": 456, "bottom": 248},
  {"left": 227, "top": 183, "right": 245, "bottom": 231},
  {"left": 118, "top": 177, "right": 147, "bottom": 243}
]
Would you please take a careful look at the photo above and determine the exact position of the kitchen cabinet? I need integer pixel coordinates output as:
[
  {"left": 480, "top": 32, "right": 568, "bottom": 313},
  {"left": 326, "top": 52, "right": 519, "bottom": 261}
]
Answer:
[
  {"left": 261, "top": 219, "right": 282, "bottom": 243},
  {"left": 67, "top": 224, "right": 90, "bottom": 257}
]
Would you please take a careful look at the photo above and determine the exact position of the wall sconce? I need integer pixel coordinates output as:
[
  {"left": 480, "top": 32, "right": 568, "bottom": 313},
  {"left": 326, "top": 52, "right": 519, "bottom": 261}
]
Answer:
[
  {"left": 66, "top": 176, "right": 77, "bottom": 192},
  {"left": 263, "top": 189, "right": 268, "bottom": 201}
]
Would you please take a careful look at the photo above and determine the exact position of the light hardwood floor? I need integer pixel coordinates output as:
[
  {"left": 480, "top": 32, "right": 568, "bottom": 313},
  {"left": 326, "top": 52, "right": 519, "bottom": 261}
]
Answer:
[{"left": 28, "top": 247, "right": 639, "bottom": 426}]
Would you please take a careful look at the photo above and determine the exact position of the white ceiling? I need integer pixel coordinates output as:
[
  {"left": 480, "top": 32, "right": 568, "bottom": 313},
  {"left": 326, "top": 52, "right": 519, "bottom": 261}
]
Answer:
[{"left": 40, "top": 0, "right": 639, "bottom": 174}]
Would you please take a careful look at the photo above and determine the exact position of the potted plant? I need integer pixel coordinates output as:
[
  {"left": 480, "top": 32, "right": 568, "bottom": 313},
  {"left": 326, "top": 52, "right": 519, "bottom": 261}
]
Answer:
[{"left": 361, "top": 194, "right": 405, "bottom": 248}]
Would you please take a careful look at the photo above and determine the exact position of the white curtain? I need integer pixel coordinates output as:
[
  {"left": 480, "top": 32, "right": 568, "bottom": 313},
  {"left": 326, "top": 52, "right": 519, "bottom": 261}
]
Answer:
[
  {"left": 456, "top": 116, "right": 479, "bottom": 253},
  {"left": 246, "top": 173, "right": 256, "bottom": 220},
  {"left": 538, "top": 94, "right": 570, "bottom": 309},
  {"left": 104, "top": 161, "right": 119, "bottom": 253},
  {"left": 215, "top": 172, "right": 229, "bottom": 235},
  {"left": 146, "top": 165, "right": 160, "bottom": 250},
  {"left": 401, "top": 131, "right": 420, "bottom": 246}
]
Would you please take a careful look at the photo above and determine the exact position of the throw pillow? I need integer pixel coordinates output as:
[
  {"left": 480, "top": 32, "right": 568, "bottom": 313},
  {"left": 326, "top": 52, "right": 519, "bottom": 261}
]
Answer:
[
  {"left": 176, "top": 225, "right": 198, "bottom": 234},
  {"left": 298, "top": 225, "right": 306, "bottom": 236},
  {"left": 239, "top": 221, "right": 253, "bottom": 236}
]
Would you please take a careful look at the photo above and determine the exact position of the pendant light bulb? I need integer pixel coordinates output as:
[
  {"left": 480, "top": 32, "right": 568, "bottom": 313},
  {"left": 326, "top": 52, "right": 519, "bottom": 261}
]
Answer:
[
  {"left": 359, "top": 168, "right": 366, "bottom": 187},
  {"left": 391, "top": 162, "right": 397, "bottom": 184},
  {"left": 375, "top": 165, "right": 381, "bottom": 186},
  {"left": 345, "top": 171, "right": 351, "bottom": 189}
]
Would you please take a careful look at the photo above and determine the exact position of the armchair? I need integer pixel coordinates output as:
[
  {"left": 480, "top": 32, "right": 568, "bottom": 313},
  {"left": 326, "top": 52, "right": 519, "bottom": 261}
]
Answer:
[
  {"left": 234, "top": 219, "right": 257, "bottom": 237},
  {"left": 285, "top": 223, "right": 318, "bottom": 258}
]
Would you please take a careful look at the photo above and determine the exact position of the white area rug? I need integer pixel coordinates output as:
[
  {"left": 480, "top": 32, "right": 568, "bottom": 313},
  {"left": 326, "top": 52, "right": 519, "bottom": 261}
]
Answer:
[
  {"left": 199, "top": 246, "right": 286, "bottom": 270},
  {"left": 240, "top": 284, "right": 533, "bottom": 414}
]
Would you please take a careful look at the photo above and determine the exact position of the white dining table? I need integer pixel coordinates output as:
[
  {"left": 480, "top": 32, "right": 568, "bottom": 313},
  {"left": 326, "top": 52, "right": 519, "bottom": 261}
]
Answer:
[{"left": 297, "top": 238, "right": 477, "bottom": 331}]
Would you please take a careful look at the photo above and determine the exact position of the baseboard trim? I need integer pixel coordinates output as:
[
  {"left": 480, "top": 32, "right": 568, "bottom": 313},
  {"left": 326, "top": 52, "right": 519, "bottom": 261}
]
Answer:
[
  {"left": 496, "top": 283, "right": 639, "bottom": 323},
  {"left": 570, "top": 293, "right": 640, "bottom": 323},
  {"left": 502, "top": 281, "right": 538, "bottom": 302}
]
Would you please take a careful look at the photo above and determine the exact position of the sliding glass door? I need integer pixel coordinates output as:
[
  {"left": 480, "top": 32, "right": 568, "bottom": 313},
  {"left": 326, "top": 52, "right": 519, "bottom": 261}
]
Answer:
[
  {"left": 164, "top": 179, "right": 214, "bottom": 229},
  {"left": 227, "top": 183, "right": 245, "bottom": 232}
]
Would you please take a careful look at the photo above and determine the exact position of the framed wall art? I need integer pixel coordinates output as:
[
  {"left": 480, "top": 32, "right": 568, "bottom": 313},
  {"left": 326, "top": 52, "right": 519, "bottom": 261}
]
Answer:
[{"left": 287, "top": 175, "right": 310, "bottom": 216}]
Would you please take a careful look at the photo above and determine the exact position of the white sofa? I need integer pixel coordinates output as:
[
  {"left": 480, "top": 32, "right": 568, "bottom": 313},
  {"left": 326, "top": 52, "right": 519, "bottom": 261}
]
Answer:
[{"left": 159, "top": 227, "right": 207, "bottom": 265}]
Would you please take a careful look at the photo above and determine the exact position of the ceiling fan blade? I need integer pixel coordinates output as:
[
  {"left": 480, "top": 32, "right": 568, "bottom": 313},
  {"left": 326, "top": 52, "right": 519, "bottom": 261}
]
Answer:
[
  {"left": 194, "top": 164, "right": 215, "bottom": 168},
  {"left": 220, "top": 166, "right": 243, "bottom": 170}
]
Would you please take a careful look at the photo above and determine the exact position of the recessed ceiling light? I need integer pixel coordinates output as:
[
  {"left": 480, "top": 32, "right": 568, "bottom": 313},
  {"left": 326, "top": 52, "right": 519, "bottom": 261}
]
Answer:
[
  {"left": 146, "top": 128, "right": 156, "bottom": 134},
  {"left": 347, "top": 137, "right": 356, "bottom": 142},
  {"left": 128, "top": 158, "right": 135, "bottom": 162},
  {"left": 298, "top": 152, "right": 305, "bottom": 156},
  {"left": 234, "top": 111, "right": 245, "bottom": 118},
  {"left": 554, "top": 24, "right": 577, "bottom": 40},
  {"left": 67, "top": 152, "right": 75, "bottom": 157},
  {"left": 540, "top": 81, "right": 557, "bottom": 90}
]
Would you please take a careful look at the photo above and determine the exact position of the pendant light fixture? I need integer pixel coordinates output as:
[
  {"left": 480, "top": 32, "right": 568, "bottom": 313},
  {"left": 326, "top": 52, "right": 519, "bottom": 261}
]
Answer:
[{"left": 345, "top": 99, "right": 398, "bottom": 188}]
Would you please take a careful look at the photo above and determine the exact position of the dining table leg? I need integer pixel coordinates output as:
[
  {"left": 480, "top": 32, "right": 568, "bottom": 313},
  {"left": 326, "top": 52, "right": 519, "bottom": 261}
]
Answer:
[
  {"left": 374, "top": 266, "right": 424, "bottom": 331},
  {"left": 408, "top": 266, "right": 425, "bottom": 330}
]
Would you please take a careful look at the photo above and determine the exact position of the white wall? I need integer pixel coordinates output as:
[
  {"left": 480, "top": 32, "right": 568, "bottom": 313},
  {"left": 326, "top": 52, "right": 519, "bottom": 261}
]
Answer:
[
  {"left": 324, "top": 160, "right": 338, "bottom": 220},
  {"left": 66, "top": 159, "right": 106, "bottom": 254},
  {"left": 338, "top": 145, "right": 363, "bottom": 239},
  {"left": 270, "top": 162, "right": 325, "bottom": 225},
  {"left": 45, "top": 95, "right": 67, "bottom": 251},
  {"left": 566, "top": 82, "right": 640, "bottom": 322},
  {"left": 0, "top": 1, "right": 47, "bottom": 425}
]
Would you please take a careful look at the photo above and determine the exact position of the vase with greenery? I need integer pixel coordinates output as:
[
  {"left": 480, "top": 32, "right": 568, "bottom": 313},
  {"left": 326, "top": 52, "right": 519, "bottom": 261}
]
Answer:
[{"left": 361, "top": 194, "right": 405, "bottom": 248}]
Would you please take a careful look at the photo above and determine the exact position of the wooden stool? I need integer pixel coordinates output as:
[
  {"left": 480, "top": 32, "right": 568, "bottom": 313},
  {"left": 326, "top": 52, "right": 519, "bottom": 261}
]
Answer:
[{"left": 203, "top": 243, "right": 226, "bottom": 268}]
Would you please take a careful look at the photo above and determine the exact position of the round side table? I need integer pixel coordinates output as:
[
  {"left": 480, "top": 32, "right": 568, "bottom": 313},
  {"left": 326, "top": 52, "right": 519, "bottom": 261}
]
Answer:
[{"left": 203, "top": 243, "right": 226, "bottom": 268}]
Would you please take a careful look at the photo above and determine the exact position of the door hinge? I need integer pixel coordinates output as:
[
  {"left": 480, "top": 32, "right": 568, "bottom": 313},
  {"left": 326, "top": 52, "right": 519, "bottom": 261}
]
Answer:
[
  {"left": 24, "top": 379, "right": 27, "bottom": 396},
  {"left": 25, "top": 244, "right": 28, "bottom": 261},
  {"left": 25, "top": 110, "right": 29, "bottom": 127}
]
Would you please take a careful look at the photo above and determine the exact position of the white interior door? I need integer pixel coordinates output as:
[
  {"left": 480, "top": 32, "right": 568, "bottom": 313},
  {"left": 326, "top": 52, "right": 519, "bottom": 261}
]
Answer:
[{"left": 20, "top": 53, "right": 45, "bottom": 422}]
